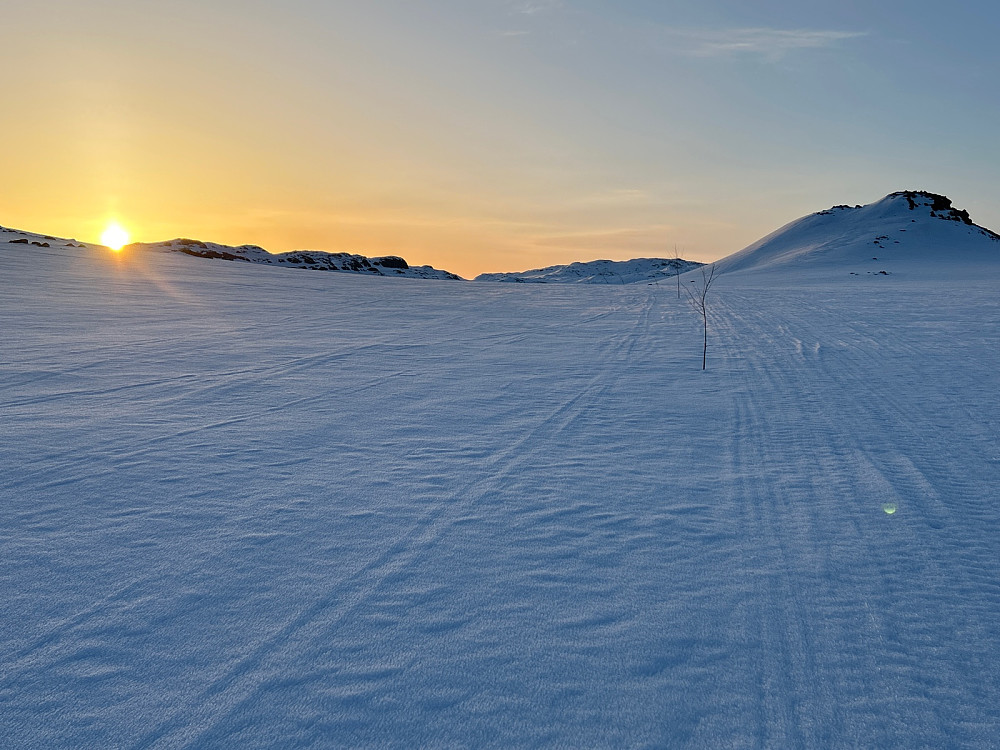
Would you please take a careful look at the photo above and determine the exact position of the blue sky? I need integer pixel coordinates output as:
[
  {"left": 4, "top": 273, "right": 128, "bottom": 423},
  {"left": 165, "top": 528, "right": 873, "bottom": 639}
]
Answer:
[{"left": 2, "top": 0, "right": 996, "bottom": 275}]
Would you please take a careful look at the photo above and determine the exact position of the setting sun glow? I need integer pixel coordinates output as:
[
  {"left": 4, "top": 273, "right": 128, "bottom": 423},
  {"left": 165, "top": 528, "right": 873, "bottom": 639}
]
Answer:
[{"left": 101, "top": 223, "right": 130, "bottom": 251}]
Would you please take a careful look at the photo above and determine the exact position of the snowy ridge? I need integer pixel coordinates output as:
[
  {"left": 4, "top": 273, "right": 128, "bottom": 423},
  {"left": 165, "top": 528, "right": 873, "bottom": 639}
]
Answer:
[
  {"left": 475, "top": 256, "right": 704, "bottom": 284},
  {"left": 135, "top": 238, "right": 463, "bottom": 280},
  {"left": 0, "top": 225, "right": 88, "bottom": 248},
  {"left": 719, "top": 191, "right": 1000, "bottom": 281}
]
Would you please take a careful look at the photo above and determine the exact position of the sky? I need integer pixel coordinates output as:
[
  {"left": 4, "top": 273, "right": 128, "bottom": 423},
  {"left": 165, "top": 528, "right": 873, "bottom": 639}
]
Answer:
[{"left": 2, "top": 0, "right": 997, "bottom": 278}]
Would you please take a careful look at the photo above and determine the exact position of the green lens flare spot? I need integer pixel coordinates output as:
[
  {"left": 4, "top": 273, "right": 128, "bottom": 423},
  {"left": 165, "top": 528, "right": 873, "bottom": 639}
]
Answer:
[{"left": 883, "top": 503, "right": 897, "bottom": 515}]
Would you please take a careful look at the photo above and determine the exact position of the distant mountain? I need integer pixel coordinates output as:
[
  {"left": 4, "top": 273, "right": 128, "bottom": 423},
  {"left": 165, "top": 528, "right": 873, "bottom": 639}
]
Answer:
[
  {"left": 719, "top": 191, "right": 1000, "bottom": 280},
  {"left": 475, "top": 257, "right": 704, "bottom": 284},
  {"left": 135, "top": 239, "right": 463, "bottom": 280}
]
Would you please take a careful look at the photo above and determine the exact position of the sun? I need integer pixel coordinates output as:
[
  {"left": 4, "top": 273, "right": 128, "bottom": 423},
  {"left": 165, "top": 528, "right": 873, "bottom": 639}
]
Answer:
[{"left": 101, "top": 222, "right": 130, "bottom": 251}]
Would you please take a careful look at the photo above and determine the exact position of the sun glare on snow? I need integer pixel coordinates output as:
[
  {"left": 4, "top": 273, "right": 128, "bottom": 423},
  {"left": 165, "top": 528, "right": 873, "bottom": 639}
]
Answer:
[{"left": 101, "top": 222, "right": 130, "bottom": 251}]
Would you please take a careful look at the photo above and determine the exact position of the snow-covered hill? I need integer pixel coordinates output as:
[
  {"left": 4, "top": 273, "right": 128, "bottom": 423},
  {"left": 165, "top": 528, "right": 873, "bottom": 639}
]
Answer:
[
  {"left": 719, "top": 191, "right": 1000, "bottom": 281},
  {"left": 475, "top": 257, "right": 703, "bottom": 284},
  {"left": 137, "top": 238, "right": 463, "bottom": 280}
]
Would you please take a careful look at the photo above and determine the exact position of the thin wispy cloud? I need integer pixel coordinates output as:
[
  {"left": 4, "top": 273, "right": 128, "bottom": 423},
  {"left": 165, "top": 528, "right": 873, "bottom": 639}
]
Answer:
[
  {"left": 670, "top": 27, "right": 867, "bottom": 61},
  {"left": 512, "top": 0, "right": 563, "bottom": 15},
  {"left": 500, "top": 1, "right": 563, "bottom": 37}
]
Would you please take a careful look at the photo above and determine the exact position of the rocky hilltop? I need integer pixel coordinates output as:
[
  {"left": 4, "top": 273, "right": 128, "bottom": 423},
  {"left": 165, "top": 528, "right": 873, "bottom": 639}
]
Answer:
[
  {"left": 141, "top": 239, "right": 463, "bottom": 280},
  {"left": 719, "top": 190, "right": 999, "bottom": 280}
]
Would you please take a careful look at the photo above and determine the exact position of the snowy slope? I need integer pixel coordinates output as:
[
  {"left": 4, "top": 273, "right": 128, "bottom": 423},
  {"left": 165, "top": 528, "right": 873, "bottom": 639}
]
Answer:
[
  {"left": 0, "top": 225, "right": 88, "bottom": 248},
  {"left": 718, "top": 191, "right": 1000, "bottom": 281},
  {"left": 475, "top": 256, "right": 703, "bottom": 284},
  {"left": 3, "top": 218, "right": 1000, "bottom": 748}
]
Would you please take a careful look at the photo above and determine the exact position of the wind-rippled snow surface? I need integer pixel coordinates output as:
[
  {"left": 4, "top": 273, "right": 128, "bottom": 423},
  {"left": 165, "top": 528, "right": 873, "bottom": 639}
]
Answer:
[{"left": 3, "top": 243, "right": 1000, "bottom": 748}]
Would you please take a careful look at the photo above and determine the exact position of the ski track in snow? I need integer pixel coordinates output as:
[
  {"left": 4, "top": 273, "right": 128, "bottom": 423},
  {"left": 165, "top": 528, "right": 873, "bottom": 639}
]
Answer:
[
  {"left": 706, "top": 287, "right": 1000, "bottom": 747},
  {"left": 2, "top": 243, "right": 1000, "bottom": 748},
  {"left": 125, "top": 295, "right": 659, "bottom": 749}
]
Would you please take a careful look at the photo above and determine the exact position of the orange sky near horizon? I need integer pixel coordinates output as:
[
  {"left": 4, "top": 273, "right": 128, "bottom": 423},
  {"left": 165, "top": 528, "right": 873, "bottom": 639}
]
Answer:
[{"left": 3, "top": 94, "right": 755, "bottom": 278}]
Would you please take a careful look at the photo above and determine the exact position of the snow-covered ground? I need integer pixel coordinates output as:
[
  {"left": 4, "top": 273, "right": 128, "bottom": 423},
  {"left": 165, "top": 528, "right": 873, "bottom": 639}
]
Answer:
[{"left": 2, "top": 198, "right": 1000, "bottom": 747}]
